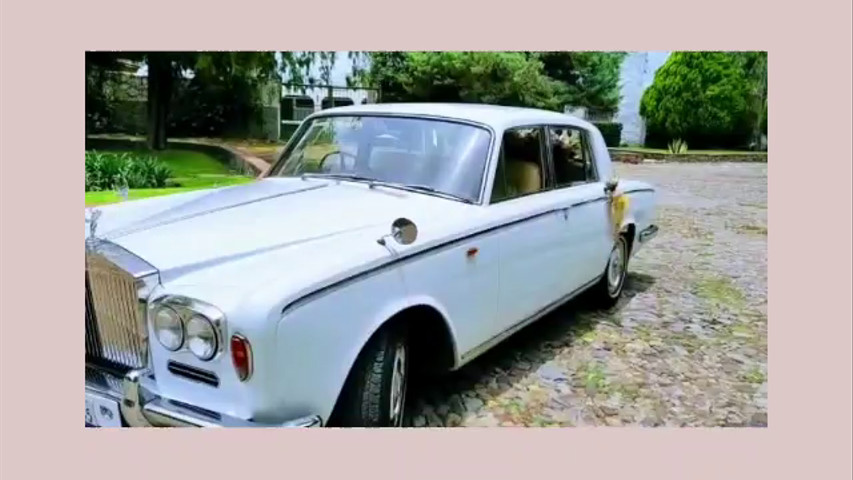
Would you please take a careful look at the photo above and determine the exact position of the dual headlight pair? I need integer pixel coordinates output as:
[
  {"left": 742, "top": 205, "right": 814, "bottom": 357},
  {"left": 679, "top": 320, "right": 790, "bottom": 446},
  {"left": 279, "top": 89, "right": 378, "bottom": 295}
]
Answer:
[{"left": 151, "top": 298, "right": 220, "bottom": 361}]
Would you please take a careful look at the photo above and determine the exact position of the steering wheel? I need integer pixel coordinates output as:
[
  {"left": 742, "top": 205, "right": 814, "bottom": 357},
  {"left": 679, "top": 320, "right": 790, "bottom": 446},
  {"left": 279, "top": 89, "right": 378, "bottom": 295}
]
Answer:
[{"left": 318, "top": 150, "right": 359, "bottom": 171}]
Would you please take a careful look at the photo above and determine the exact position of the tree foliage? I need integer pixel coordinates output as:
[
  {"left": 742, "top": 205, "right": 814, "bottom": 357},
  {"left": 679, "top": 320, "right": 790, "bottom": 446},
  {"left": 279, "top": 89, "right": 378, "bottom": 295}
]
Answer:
[
  {"left": 169, "top": 52, "right": 278, "bottom": 138},
  {"left": 736, "top": 51, "right": 768, "bottom": 147},
  {"left": 86, "top": 52, "right": 278, "bottom": 148},
  {"left": 640, "top": 51, "right": 765, "bottom": 149},
  {"left": 360, "top": 52, "right": 566, "bottom": 110},
  {"left": 539, "top": 52, "right": 626, "bottom": 115},
  {"left": 278, "top": 51, "right": 340, "bottom": 87},
  {"left": 408, "top": 52, "right": 566, "bottom": 109},
  {"left": 355, "top": 51, "right": 626, "bottom": 114}
]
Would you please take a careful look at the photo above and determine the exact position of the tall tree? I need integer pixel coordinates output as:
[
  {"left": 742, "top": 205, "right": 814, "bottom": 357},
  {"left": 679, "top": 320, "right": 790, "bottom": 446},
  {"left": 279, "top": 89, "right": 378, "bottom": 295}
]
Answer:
[
  {"left": 539, "top": 52, "right": 626, "bottom": 115},
  {"left": 86, "top": 52, "right": 277, "bottom": 149},
  {"left": 735, "top": 51, "right": 768, "bottom": 149},
  {"left": 357, "top": 51, "right": 409, "bottom": 100},
  {"left": 358, "top": 51, "right": 565, "bottom": 110}
]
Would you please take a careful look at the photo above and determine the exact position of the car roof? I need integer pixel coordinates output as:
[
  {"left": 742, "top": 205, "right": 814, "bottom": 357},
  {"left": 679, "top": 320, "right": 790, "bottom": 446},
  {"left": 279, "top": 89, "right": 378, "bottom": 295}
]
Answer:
[{"left": 310, "top": 102, "right": 595, "bottom": 131}]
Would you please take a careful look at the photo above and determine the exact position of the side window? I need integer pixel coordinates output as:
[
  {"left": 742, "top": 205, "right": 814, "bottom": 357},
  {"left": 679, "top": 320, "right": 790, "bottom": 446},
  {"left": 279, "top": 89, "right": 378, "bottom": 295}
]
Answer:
[
  {"left": 491, "top": 127, "right": 547, "bottom": 203},
  {"left": 548, "top": 127, "right": 597, "bottom": 187}
]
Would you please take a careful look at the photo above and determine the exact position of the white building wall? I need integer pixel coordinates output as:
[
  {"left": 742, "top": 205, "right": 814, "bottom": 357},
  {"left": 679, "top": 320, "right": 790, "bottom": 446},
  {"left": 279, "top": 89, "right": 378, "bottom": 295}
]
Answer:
[{"left": 616, "top": 51, "right": 671, "bottom": 146}]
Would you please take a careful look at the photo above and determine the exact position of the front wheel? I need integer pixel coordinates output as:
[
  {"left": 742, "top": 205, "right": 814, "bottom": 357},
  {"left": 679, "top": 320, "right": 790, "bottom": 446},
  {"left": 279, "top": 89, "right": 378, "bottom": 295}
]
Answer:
[
  {"left": 590, "top": 234, "right": 629, "bottom": 309},
  {"left": 335, "top": 324, "right": 409, "bottom": 427}
]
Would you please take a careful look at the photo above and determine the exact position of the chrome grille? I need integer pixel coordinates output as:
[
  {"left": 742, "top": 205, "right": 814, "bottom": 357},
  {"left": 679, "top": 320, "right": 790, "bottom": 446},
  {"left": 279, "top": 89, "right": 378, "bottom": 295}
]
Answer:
[{"left": 85, "top": 252, "right": 148, "bottom": 370}]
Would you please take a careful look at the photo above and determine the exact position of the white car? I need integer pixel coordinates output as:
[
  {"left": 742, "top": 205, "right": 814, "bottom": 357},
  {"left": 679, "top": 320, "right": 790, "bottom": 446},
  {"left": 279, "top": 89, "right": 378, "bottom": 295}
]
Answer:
[{"left": 84, "top": 103, "right": 658, "bottom": 428}]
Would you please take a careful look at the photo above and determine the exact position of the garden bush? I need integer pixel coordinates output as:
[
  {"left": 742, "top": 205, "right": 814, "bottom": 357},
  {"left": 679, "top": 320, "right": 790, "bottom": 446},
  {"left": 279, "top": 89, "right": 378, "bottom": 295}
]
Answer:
[
  {"left": 640, "top": 52, "right": 753, "bottom": 149},
  {"left": 593, "top": 122, "right": 623, "bottom": 147},
  {"left": 85, "top": 151, "right": 171, "bottom": 191}
]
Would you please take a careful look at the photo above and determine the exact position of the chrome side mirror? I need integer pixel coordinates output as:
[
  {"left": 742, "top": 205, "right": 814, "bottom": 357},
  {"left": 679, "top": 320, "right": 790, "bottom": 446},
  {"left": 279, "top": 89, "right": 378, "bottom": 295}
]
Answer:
[
  {"left": 378, "top": 217, "right": 418, "bottom": 247},
  {"left": 391, "top": 218, "right": 418, "bottom": 245}
]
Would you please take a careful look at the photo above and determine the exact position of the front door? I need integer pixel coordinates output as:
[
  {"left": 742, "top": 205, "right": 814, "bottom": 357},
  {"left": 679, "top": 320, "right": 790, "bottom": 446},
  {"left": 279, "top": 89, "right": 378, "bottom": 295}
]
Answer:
[{"left": 489, "top": 126, "right": 571, "bottom": 333}]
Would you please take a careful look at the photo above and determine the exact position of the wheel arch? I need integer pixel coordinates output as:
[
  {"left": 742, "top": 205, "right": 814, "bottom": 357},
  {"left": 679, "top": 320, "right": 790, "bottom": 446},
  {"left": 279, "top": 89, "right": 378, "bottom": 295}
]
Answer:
[
  {"left": 620, "top": 218, "right": 637, "bottom": 257},
  {"left": 326, "top": 302, "right": 458, "bottom": 425}
]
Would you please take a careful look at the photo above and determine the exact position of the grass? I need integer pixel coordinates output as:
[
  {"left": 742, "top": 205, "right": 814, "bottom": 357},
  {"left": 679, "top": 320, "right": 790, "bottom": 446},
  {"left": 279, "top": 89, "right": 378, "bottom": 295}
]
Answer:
[
  {"left": 734, "top": 224, "right": 768, "bottom": 236},
  {"left": 610, "top": 147, "right": 767, "bottom": 156},
  {"left": 694, "top": 276, "right": 747, "bottom": 312},
  {"left": 85, "top": 148, "right": 255, "bottom": 206},
  {"left": 741, "top": 367, "right": 766, "bottom": 384},
  {"left": 578, "top": 362, "right": 609, "bottom": 394}
]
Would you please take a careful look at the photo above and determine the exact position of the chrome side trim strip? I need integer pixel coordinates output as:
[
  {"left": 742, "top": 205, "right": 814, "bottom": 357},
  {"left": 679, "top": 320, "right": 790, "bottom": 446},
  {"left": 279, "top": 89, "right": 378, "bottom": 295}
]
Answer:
[
  {"left": 570, "top": 196, "right": 608, "bottom": 208},
  {"left": 623, "top": 187, "right": 656, "bottom": 195},
  {"left": 281, "top": 207, "right": 567, "bottom": 316}
]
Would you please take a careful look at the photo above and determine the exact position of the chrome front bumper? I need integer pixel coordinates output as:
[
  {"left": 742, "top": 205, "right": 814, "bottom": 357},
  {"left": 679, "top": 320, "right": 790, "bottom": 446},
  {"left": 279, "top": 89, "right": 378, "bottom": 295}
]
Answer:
[
  {"left": 638, "top": 224, "right": 659, "bottom": 243},
  {"left": 85, "top": 366, "right": 322, "bottom": 428}
]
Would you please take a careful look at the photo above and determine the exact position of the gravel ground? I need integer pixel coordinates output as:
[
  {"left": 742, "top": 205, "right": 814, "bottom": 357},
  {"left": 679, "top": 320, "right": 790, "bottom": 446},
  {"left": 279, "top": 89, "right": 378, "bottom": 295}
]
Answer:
[{"left": 406, "top": 162, "right": 768, "bottom": 427}]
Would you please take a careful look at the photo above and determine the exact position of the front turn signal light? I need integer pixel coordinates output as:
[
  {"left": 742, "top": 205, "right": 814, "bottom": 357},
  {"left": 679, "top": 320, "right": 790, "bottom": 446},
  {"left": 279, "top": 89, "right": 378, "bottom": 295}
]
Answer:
[{"left": 230, "top": 334, "right": 253, "bottom": 381}]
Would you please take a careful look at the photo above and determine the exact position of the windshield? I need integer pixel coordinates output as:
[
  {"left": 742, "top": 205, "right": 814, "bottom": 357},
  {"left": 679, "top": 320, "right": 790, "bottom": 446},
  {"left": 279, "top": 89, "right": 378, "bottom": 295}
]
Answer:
[{"left": 270, "top": 115, "right": 493, "bottom": 203}]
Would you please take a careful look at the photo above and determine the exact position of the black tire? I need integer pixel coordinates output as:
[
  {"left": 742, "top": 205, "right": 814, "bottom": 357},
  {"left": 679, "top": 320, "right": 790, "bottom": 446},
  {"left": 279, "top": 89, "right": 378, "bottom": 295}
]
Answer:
[
  {"left": 590, "top": 233, "right": 630, "bottom": 309},
  {"left": 335, "top": 324, "right": 409, "bottom": 428}
]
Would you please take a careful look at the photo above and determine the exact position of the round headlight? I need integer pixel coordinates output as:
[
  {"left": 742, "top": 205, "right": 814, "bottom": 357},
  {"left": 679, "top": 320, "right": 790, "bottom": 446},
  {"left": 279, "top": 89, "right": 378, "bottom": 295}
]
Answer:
[
  {"left": 186, "top": 315, "right": 218, "bottom": 361},
  {"left": 153, "top": 306, "right": 183, "bottom": 351}
]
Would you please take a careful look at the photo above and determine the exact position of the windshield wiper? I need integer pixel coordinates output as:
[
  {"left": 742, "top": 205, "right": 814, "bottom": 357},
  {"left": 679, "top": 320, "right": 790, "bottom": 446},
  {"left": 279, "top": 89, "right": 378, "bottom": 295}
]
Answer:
[
  {"left": 301, "top": 172, "right": 377, "bottom": 185},
  {"left": 392, "top": 184, "right": 475, "bottom": 204},
  {"left": 301, "top": 174, "right": 474, "bottom": 204}
]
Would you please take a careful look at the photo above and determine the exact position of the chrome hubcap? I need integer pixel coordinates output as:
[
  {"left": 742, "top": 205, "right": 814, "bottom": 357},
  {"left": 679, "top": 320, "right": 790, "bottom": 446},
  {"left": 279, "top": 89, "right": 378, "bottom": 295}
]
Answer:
[
  {"left": 389, "top": 343, "right": 407, "bottom": 426},
  {"left": 607, "top": 240, "right": 625, "bottom": 296}
]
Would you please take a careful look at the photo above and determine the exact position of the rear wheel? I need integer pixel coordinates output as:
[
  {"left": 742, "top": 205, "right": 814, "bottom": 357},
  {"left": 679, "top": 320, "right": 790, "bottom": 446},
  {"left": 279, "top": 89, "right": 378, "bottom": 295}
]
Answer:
[
  {"left": 590, "top": 233, "right": 629, "bottom": 308},
  {"left": 335, "top": 324, "right": 409, "bottom": 427}
]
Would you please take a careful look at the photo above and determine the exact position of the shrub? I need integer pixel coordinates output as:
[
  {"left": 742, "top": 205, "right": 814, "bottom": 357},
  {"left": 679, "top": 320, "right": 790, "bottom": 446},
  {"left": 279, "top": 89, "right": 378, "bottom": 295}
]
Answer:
[
  {"left": 593, "top": 122, "right": 623, "bottom": 147},
  {"left": 640, "top": 52, "right": 752, "bottom": 149},
  {"left": 280, "top": 122, "right": 300, "bottom": 142},
  {"left": 85, "top": 151, "right": 171, "bottom": 191},
  {"left": 667, "top": 138, "right": 688, "bottom": 154}
]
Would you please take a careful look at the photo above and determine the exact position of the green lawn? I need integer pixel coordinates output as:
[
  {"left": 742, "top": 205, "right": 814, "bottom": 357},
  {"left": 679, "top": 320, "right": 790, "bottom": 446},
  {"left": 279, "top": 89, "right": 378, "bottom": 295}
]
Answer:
[
  {"left": 85, "top": 148, "right": 255, "bottom": 206},
  {"left": 610, "top": 147, "right": 766, "bottom": 156}
]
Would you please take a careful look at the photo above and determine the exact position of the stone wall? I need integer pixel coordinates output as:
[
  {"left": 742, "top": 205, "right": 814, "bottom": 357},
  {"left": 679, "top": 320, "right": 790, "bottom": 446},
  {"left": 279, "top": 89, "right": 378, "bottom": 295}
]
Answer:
[{"left": 609, "top": 149, "right": 768, "bottom": 163}]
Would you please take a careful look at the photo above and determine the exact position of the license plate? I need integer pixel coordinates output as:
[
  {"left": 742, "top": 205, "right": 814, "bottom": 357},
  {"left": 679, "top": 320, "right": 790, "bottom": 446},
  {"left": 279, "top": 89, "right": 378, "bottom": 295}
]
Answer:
[{"left": 85, "top": 392, "right": 122, "bottom": 427}]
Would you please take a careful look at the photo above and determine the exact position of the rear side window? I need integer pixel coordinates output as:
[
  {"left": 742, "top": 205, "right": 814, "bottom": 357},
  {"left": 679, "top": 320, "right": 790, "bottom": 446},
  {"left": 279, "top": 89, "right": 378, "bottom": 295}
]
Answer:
[
  {"left": 548, "top": 127, "right": 597, "bottom": 187},
  {"left": 491, "top": 127, "right": 548, "bottom": 203}
]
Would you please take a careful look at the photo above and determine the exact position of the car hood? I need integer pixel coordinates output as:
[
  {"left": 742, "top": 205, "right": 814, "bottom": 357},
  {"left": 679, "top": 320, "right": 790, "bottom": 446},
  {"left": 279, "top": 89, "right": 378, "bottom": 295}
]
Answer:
[{"left": 87, "top": 178, "right": 473, "bottom": 286}]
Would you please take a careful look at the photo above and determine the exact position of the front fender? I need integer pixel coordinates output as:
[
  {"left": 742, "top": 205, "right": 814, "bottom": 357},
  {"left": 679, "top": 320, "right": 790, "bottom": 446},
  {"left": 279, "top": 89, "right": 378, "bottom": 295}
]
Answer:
[{"left": 269, "top": 264, "right": 424, "bottom": 424}]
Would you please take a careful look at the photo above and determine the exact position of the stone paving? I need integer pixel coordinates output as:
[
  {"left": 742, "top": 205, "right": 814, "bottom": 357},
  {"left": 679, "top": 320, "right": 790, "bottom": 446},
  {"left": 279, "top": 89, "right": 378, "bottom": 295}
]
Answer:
[{"left": 407, "top": 162, "right": 768, "bottom": 427}]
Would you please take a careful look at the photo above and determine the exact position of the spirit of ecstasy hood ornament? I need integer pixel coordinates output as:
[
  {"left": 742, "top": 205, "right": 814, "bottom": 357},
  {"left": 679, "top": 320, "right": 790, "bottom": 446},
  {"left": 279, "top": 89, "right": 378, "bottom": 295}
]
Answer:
[{"left": 85, "top": 209, "right": 102, "bottom": 250}]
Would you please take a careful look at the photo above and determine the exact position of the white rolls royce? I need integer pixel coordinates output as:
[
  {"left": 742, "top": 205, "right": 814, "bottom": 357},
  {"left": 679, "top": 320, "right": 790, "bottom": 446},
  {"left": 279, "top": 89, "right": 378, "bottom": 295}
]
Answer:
[{"left": 84, "top": 103, "right": 658, "bottom": 428}]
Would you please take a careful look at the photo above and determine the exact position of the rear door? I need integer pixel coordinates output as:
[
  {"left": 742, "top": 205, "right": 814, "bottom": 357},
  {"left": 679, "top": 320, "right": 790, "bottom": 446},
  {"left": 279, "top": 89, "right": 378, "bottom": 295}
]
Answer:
[{"left": 545, "top": 125, "right": 613, "bottom": 290}]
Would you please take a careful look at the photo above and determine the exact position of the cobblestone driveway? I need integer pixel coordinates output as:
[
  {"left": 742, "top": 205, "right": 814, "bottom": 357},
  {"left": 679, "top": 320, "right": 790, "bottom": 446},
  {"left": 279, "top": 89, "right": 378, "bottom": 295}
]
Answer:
[{"left": 407, "top": 162, "right": 768, "bottom": 427}]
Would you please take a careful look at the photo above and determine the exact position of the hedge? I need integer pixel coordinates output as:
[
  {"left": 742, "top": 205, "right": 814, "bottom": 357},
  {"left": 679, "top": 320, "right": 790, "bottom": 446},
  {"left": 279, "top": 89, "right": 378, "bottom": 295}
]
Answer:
[
  {"left": 280, "top": 122, "right": 300, "bottom": 142},
  {"left": 593, "top": 122, "right": 622, "bottom": 147}
]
